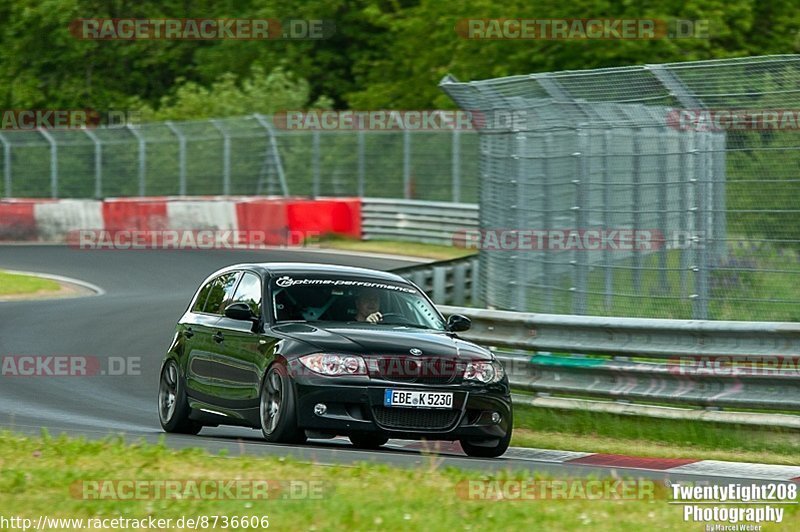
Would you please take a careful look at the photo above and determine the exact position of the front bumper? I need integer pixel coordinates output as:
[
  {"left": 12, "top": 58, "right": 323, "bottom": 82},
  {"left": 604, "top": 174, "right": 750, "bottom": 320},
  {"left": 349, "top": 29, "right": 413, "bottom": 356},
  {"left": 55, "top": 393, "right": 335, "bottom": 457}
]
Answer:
[{"left": 292, "top": 375, "right": 512, "bottom": 441}]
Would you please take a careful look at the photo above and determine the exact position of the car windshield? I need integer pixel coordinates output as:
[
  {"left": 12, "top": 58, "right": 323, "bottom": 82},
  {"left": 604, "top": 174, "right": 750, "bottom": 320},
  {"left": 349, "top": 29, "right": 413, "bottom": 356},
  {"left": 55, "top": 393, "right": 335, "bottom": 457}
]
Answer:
[{"left": 270, "top": 276, "right": 446, "bottom": 330}]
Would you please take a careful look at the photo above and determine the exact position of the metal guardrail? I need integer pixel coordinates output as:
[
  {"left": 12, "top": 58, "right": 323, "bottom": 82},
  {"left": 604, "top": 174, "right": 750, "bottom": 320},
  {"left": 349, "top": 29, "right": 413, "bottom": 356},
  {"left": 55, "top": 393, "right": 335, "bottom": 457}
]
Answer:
[
  {"left": 437, "top": 305, "right": 800, "bottom": 415},
  {"left": 393, "top": 255, "right": 478, "bottom": 306},
  {"left": 362, "top": 198, "right": 478, "bottom": 246},
  {"left": 496, "top": 352, "right": 798, "bottom": 412},
  {"left": 437, "top": 306, "right": 800, "bottom": 358}
]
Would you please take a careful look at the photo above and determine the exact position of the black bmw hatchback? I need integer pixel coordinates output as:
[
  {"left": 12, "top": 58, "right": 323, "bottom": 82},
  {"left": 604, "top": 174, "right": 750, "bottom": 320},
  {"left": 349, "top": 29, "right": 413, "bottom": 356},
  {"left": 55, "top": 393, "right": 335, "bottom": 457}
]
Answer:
[{"left": 158, "top": 262, "right": 512, "bottom": 457}]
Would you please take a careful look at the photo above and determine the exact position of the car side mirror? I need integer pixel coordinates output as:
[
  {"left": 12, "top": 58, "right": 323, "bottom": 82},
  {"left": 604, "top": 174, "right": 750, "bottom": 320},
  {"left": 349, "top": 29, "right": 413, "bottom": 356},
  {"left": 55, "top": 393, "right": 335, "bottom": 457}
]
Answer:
[
  {"left": 446, "top": 314, "right": 471, "bottom": 332},
  {"left": 224, "top": 302, "right": 255, "bottom": 321}
]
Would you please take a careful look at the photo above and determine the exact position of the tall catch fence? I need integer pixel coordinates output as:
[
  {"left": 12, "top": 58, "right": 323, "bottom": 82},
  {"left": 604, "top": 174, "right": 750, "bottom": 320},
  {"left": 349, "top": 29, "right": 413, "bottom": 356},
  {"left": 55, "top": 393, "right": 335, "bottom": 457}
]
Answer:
[
  {"left": 440, "top": 55, "right": 800, "bottom": 320},
  {"left": 0, "top": 115, "right": 479, "bottom": 203}
]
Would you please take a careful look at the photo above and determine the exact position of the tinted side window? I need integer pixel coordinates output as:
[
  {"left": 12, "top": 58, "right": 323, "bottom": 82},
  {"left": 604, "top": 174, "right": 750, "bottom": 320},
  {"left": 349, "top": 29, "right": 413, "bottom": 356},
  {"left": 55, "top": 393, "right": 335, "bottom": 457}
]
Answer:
[
  {"left": 191, "top": 280, "right": 215, "bottom": 312},
  {"left": 202, "top": 273, "right": 239, "bottom": 315},
  {"left": 231, "top": 272, "right": 262, "bottom": 316}
]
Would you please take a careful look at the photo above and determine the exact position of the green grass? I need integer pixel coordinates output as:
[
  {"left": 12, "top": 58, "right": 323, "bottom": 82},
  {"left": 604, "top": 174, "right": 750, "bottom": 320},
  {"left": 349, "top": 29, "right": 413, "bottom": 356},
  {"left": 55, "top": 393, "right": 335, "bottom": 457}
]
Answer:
[
  {"left": 523, "top": 238, "right": 800, "bottom": 320},
  {"left": 2, "top": 430, "right": 774, "bottom": 532},
  {"left": 511, "top": 404, "right": 800, "bottom": 465},
  {"left": 318, "top": 236, "right": 475, "bottom": 260},
  {"left": 315, "top": 236, "right": 800, "bottom": 320},
  {"left": 0, "top": 271, "right": 61, "bottom": 296}
]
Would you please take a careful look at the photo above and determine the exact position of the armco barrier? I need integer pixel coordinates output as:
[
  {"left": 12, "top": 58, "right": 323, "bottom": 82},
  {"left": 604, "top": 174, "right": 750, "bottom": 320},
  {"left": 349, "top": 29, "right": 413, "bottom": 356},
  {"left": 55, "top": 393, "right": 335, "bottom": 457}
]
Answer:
[
  {"left": 362, "top": 198, "right": 478, "bottom": 245},
  {"left": 437, "top": 305, "right": 800, "bottom": 418},
  {"left": 437, "top": 306, "right": 800, "bottom": 358},
  {"left": 5, "top": 196, "right": 461, "bottom": 245},
  {"left": 393, "top": 255, "right": 478, "bottom": 306},
  {"left": 495, "top": 351, "right": 799, "bottom": 412}
]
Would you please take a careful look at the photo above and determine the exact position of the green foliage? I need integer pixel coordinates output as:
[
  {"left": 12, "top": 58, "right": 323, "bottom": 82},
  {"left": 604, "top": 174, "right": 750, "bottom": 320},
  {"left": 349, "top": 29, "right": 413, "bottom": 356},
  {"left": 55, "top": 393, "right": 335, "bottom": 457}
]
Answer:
[
  {"left": 0, "top": 0, "right": 798, "bottom": 115},
  {"left": 134, "top": 65, "right": 332, "bottom": 121}
]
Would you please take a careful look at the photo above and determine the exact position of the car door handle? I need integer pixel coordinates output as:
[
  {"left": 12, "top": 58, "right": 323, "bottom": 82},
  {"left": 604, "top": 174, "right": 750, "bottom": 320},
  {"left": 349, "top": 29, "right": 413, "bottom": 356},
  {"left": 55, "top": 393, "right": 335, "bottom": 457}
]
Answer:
[
  {"left": 184, "top": 327, "right": 195, "bottom": 339},
  {"left": 213, "top": 331, "right": 224, "bottom": 343}
]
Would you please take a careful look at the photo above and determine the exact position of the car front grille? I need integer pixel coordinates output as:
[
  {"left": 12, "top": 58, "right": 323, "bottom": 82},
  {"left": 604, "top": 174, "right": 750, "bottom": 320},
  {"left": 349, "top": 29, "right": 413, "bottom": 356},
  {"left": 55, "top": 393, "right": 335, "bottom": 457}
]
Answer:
[
  {"left": 371, "top": 356, "right": 463, "bottom": 385},
  {"left": 372, "top": 406, "right": 461, "bottom": 430}
]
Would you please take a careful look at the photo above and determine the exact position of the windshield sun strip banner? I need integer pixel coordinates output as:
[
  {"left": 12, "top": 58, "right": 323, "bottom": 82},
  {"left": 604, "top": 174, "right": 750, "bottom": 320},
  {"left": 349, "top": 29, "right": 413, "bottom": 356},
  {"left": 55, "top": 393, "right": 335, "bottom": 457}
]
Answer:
[{"left": 273, "top": 276, "right": 418, "bottom": 294}]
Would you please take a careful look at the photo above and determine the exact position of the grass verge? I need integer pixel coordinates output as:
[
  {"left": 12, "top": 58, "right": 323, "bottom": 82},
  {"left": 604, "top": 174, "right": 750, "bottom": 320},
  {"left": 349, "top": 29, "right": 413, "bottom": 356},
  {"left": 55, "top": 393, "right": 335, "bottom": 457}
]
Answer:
[
  {"left": 317, "top": 236, "right": 474, "bottom": 260},
  {"left": 512, "top": 404, "right": 800, "bottom": 465},
  {"left": 0, "top": 430, "right": 758, "bottom": 531},
  {"left": 0, "top": 271, "right": 61, "bottom": 297},
  {"left": 531, "top": 241, "right": 800, "bottom": 320}
]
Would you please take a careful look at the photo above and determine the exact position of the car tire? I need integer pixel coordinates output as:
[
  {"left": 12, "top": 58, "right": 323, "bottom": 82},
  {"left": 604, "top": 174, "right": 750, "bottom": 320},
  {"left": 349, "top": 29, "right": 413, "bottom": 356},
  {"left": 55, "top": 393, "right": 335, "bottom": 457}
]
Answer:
[
  {"left": 260, "top": 363, "right": 307, "bottom": 444},
  {"left": 158, "top": 359, "right": 202, "bottom": 435},
  {"left": 349, "top": 434, "right": 389, "bottom": 449},
  {"left": 460, "top": 416, "right": 512, "bottom": 458}
]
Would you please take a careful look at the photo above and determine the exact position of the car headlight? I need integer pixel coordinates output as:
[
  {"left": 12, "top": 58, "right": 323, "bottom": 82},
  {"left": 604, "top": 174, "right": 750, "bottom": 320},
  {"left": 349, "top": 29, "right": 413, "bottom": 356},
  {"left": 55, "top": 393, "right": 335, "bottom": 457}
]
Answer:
[
  {"left": 299, "top": 353, "right": 367, "bottom": 376},
  {"left": 463, "top": 361, "right": 505, "bottom": 384}
]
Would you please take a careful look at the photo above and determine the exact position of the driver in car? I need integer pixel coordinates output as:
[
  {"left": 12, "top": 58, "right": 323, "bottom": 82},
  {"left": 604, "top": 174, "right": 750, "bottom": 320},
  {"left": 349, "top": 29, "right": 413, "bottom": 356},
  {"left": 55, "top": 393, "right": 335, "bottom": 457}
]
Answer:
[{"left": 355, "top": 289, "right": 383, "bottom": 323}]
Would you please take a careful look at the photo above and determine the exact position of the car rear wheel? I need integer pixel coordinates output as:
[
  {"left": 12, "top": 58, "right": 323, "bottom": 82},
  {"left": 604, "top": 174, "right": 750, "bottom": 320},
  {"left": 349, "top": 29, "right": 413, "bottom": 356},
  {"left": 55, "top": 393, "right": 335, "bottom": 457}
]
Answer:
[
  {"left": 158, "top": 360, "right": 202, "bottom": 435},
  {"left": 260, "top": 363, "right": 307, "bottom": 444},
  {"left": 349, "top": 434, "right": 389, "bottom": 449}
]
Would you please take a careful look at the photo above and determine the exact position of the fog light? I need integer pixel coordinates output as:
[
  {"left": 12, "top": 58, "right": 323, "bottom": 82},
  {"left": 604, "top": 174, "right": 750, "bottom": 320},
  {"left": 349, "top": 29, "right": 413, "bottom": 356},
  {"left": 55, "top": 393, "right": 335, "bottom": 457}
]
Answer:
[
  {"left": 490, "top": 412, "right": 501, "bottom": 424},
  {"left": 314, "top": 403, "right": 327, "bottom": 416}
]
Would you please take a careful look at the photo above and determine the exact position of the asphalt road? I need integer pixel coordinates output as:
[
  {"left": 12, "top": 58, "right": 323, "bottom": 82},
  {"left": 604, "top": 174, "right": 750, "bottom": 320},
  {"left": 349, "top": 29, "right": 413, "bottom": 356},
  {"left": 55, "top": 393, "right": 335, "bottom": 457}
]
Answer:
[{"left": 0, "top": 245, "right": 783, "bottom": 483}]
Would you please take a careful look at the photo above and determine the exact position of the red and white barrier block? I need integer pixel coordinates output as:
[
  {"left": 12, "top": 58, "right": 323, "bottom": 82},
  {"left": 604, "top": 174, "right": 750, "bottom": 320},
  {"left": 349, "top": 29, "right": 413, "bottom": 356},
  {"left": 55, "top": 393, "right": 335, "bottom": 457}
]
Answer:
[{"left": 0, "top": 196, "right": 362, "bottom": 248}]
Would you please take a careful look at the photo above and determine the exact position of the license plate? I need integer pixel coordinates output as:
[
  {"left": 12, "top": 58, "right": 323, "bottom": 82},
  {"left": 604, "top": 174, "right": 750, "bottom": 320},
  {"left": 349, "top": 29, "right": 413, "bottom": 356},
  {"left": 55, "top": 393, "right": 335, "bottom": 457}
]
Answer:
[{"left": 383, "top": 389, "right": 453, "bottom": 409}]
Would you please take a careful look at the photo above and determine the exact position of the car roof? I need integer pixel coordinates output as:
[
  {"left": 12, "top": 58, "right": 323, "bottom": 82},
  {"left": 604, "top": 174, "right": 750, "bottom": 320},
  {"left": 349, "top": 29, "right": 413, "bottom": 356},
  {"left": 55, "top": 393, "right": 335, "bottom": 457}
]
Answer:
[{"left": 213, "top": 262, "right": 410, "bottom": 284}]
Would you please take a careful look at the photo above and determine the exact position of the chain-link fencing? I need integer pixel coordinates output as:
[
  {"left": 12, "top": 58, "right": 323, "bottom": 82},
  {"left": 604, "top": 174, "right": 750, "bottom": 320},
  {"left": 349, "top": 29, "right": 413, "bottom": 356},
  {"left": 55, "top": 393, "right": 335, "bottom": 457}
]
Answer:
[
  {"left": 441, "top": 55, "right": 800, "bottom": 321},
  {"left": 0, "top": 115, "right": 480, "bottom": 203}
]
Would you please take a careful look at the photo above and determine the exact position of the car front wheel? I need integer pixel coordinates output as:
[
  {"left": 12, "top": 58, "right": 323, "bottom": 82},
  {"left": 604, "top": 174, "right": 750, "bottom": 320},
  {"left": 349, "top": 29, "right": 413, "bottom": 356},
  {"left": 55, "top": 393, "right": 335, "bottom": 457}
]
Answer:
[{"left": 260, "top": 363, "right": 307, "bottom": 444}]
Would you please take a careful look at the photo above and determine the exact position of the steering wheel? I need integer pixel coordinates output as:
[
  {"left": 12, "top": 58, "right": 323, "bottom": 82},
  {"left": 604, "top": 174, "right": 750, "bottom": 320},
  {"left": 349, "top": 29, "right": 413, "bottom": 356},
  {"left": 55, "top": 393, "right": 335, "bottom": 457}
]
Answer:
[{"left": 377, "top": 312, "right": 408, "bottom": 324}]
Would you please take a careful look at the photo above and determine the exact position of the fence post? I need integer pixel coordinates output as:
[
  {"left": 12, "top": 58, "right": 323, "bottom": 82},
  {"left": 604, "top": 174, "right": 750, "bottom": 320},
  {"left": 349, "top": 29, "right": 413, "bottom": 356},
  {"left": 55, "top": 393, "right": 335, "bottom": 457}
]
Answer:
[
  {"left": 513, "top": 130, "right": 527, "bottom": 311},
  {"left": 602, "top": 131, "right": 613, "bottom": 311},
  {"left": 253, "top": 114, "right": 289, "bottom": 196},
  {"left": 165, "top": 121, "right": 187, "bottom": 196},
  {"left": 210, "top": 119, "right": 231, "bottom": 195},
  {"left": 657, "top": 130, "right": 669, "bottom": 294},
  {"left": 692, "top": 133, "right": 709, "bottom": 319},
  {"left": 573, "top": 127, "right": 589, "bottom": 315},
  {"left": 312, "top": 130, "right": 321, "bottom": 198},
  {"left": 631, "top": 128, "right": 642, "bottom": 293},
  {"left": 126, "top": 124, "right": 147, "bottom": 197},
  {"left": 453, "top": 263, "right": 466, "bottom": 305},
  {"left": 470, "top": 258, "right": 480, "bottom": 306},
  {"left": 38, "top": 129, "right": 58, "bottom": 198},
  {"left": 357, "top": 130, "right": 365, "bottom": 197},
  {"left": 452, "top": 129, "right": 461, "bottom": 202},
  {"left": 542, "top": 133, "right": 554, "bottom": 312},
  {"left": 83, "top": 130, "right": 103, "bottom": 199},
  {"left": 433, "top": 266, "right": 446, "bottom": 303},
  {"left": 0, "top": 133, "right": 10, "bottom": 198},
  {"left": 403, "top": 128, "right": 411, "bottom": 199},
  {"left": 678, "top": 133, "right": 692, "bottom": 299},
  {"left": 711, "top": 133, "right": 727, "bottom": 262}
]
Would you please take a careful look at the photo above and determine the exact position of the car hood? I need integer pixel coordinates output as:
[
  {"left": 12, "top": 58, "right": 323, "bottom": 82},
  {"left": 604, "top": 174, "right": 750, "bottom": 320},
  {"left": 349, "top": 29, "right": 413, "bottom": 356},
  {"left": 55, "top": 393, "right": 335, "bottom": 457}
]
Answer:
[{"left": 271, "top": 323, "right": 492, "bottom": 360}]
